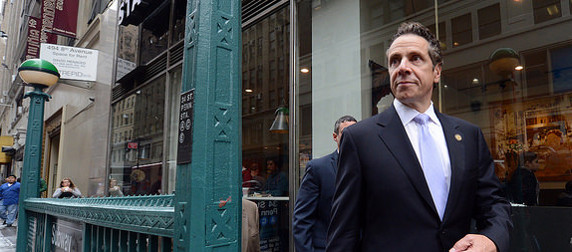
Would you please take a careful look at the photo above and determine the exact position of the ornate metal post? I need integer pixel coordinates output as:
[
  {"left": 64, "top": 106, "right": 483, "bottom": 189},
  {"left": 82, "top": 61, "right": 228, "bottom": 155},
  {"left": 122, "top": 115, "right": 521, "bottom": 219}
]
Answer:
[
  {"left": 174, "top": 0, "right": 242, "bottom": 251},
  {"left": 15, "top": 59, "right": 60, "bottom": 251}
]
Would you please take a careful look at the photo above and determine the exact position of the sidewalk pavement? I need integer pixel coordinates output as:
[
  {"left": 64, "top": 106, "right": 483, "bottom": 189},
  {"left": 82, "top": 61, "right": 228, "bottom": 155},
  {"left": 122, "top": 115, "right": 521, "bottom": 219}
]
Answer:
[{"left": 0, "top": 221, "right": 17, "bottom": 252}]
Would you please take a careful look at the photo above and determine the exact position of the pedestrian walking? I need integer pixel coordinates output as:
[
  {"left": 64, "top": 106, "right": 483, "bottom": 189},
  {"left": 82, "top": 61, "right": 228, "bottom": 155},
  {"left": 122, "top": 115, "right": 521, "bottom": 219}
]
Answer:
[{"left": 0, "top": 175, "right": 20, "bottom": 227}]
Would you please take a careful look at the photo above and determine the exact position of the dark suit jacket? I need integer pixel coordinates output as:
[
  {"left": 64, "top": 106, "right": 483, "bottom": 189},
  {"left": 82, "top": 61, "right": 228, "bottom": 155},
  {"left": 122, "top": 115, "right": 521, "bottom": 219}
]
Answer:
[
  {"left": 326, "top": 105, "right": 512, "bottom": 252},
  {"left": 293, "top": 151, "right": 338, "bottom": 252}
]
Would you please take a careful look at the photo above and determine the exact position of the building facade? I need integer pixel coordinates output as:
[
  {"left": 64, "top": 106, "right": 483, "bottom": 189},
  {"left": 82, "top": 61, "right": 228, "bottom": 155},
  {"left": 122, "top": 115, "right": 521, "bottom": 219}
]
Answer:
[
  {"left": 0, "top": 0, "right": 117, "bottom": 197},
  {"left": 0, "top": 0, "right": 570, "bottom": 251}
]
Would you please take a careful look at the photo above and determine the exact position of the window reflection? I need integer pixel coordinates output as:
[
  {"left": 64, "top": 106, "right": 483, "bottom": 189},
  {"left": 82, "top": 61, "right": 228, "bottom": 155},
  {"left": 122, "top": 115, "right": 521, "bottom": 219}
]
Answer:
[
  {"left": 140, "top": 2, "right": 170, "bottom": 65},
  {"left": 241, "top": 7, "right": 290, "bottom": 197},
  {"left": 110, "top": 76, "right": 166, "bottom": 196},
  {"left": 297, "top": 0, "right": 572, "bottom": 211}
]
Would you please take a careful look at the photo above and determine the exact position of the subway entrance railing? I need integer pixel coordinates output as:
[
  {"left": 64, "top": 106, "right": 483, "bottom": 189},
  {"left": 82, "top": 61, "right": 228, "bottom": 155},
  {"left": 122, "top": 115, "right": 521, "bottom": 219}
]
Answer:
[{"left": 23, "top": 195, "right": 174, "bottom": 251}]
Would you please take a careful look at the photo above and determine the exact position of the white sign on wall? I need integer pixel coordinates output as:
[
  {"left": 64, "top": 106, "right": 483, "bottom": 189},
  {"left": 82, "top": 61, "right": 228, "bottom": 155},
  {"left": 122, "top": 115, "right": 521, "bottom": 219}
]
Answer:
[{"left": 40, "top": 43, "right": 99, "bottom": 82}]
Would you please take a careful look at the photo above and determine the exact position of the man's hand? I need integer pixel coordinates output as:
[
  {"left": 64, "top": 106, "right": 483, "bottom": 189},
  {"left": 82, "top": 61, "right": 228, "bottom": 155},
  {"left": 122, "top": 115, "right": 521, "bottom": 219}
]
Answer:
[{"left": 449, "top": 234, "right": 497, "bottom": 252}]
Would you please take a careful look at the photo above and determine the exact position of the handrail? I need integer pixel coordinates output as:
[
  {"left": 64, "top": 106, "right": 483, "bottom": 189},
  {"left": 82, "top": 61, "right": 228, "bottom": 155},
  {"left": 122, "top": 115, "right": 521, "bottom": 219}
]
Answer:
[{"left": 25, "top": 195, "right": 175, "bottom": 238}]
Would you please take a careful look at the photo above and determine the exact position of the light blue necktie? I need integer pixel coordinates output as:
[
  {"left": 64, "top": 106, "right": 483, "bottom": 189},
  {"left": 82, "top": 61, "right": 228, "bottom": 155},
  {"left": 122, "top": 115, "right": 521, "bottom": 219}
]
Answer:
[{"left": 414, "top": 114, "right": 448, "bottom": 220}]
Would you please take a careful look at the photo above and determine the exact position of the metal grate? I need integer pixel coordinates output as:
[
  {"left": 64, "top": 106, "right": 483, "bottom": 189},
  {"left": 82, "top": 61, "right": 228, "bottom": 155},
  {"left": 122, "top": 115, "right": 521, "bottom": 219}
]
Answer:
[
  {"left": 112, "top": 84, "right": 130, "bottom": 102},
  {"left": 145, "top": 53, "right": 168, "bottom": 80},
  {"left": 169, "top": 42, "right": 184, "bottom": 66}
]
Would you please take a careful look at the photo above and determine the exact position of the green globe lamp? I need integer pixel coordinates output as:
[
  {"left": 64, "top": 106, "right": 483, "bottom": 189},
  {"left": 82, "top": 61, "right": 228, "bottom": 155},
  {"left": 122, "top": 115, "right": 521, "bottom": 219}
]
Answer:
[{"left": 16, "top": 59, "right": 60, "bottom": 251}]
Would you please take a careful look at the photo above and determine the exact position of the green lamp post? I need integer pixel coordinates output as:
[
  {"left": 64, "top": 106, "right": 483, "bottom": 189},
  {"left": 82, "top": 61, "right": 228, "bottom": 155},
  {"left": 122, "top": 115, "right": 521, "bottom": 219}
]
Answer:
[{"left": 16, "top": 59, "right": 59, "bottom": 251}]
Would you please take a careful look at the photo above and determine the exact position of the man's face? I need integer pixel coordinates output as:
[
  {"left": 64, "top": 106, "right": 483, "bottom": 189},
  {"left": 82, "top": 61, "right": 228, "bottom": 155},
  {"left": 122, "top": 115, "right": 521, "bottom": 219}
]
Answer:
[
  {"left": 334, "top": 121, "right": 357, "bottom": 148},
  {"left": 266, "top": 161, "right": 277, "bottom": 174},
  {"left": 6, "top": 176, "right": 15, "bottom": 183},
  {"left": 387, "top": 34, "right": 441, "bottom": 112},
  {"left": 527, "top": 158, "right": 540, "bottom": 171}
]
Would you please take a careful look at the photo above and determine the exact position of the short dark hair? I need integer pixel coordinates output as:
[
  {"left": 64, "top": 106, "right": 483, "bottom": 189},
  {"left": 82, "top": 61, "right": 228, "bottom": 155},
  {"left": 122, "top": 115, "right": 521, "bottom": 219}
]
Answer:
[
  {"left": 523, "top": 151, "right": 538, "bottom": 164},
  {"left": 334, "top": 115, "right": 357, "bottom": 134},
  {"left": 566, "top": 181, "right": 572, "bottom": 193},
  {"left": 266, "top": 158, "right": 278, "bottom": 166},
  {"left": 7, "top": 175, "right": 16, "bottom": 179},
  {"left": 388, "top": 22, "right": 443, "bottom": 67}
]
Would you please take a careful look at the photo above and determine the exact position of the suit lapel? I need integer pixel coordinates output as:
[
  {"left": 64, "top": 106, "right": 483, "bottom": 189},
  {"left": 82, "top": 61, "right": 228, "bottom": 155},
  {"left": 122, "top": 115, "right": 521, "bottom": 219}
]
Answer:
[
  {"left": 376, "top": 106, "right": 436, "bottom": 213},
  {"left": 436, "top": 112, "right": 465, "bottom": 221}
]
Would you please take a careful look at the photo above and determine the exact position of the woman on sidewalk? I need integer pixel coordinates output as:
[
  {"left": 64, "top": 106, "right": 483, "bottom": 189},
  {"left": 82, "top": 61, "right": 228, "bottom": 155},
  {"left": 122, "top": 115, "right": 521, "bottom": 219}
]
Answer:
[{"left": 52, "top": 178, "right": 82, "bottom": 198}]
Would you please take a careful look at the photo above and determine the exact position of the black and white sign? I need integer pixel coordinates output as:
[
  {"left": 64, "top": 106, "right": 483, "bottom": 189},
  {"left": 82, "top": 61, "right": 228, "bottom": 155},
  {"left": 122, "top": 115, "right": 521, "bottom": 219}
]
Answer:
[
  {"left": 177, "top": 89, "right": 195, "bottom": 164},
  {"left": 40, "top": 43, "right": 99, "bottom": 82}
]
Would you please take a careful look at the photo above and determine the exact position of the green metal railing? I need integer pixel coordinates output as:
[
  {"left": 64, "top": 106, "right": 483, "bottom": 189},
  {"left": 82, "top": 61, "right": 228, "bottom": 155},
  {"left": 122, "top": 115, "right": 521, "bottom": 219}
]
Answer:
[{"left": 23, "top": 195, "right": 174, "bottom": 251}]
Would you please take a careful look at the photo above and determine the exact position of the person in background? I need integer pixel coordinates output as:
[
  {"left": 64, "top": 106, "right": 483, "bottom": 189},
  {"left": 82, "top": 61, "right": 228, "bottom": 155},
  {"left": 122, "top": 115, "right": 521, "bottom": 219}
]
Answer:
[
  {"left": 108, "top": 178, "right": 124, "bottom": 197},
  {"left": 508, "top": 151, "right": 540, "bottom": 205},
  {"left": 0, "top": 175, "right": 20, "bottom": 227},
  {"left": 242, "top": 198, "right": 260, "bottom": 252},
  {"left": 293, "top": 115, "right": 357, "bottom": 252},
  {"left": 250, "top": 163, "right": 266, "bottom": 191},
  {"left": 327, "top": 22, "right": 511, "bottom": 252},
  {"left": 263, "top": 159, "right": 288, "bottom": 196},
  {"left": 39, "top": 178, "right": 48, "bottom": 194},
  {"left": 556, "top": 181, "right": 572, "bottom": 207},
  {"left": 53, "top": 178, "right": 82, "bottom": 198}
]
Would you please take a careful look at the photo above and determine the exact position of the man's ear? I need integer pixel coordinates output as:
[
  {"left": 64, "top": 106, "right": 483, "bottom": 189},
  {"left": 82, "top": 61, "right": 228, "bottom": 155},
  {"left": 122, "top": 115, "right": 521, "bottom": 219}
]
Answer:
[{"left": 433, "top": 63, "right": 442, "bottom": 83}]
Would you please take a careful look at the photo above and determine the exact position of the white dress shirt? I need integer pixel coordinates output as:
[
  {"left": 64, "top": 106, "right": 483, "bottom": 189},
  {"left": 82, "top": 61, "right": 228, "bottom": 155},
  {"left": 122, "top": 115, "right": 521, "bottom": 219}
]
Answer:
[{"left": 393, "top": 99, "right": 452, "bottom": 192}]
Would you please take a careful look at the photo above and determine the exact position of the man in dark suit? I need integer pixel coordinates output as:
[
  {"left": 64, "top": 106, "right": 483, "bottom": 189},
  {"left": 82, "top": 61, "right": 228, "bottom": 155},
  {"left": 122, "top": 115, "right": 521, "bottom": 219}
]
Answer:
[
  {"left": 326, "top": 22, "right": 512, "bottom": 252},
  {"left": 293, "top": 115, "right": 357, "bottom": 252}
]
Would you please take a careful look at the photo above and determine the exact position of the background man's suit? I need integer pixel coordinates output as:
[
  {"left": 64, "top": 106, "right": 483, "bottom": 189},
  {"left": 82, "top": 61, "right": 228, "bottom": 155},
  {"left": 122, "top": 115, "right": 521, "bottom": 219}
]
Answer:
[
  {"left": 242, "top": 198, "right": 260, "bottom": 252},
  {"left": 327, "top": 105, "right": 512, "bottom": 252},
  {"left": 293, "top": 151, "right": 338, "bottom": 252}
]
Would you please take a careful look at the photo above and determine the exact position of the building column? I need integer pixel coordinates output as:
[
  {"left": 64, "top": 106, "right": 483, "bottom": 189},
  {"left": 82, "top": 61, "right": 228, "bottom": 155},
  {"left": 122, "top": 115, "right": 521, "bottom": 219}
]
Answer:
[{"left": 174, "top": 0, "right": 242, "bottom": 251}]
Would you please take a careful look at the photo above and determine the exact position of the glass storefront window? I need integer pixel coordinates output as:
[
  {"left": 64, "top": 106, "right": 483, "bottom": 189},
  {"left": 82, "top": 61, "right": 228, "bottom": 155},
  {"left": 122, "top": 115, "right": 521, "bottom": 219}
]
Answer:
[
  {"left": 171, "top": 0, "right": 186, "bottom": 44},
  {"left": 295, "top": 0, "right": 572, "bottom": 250},
  {"left": 242, "top": 5, "right": 290, "bottom": 252},
  {"left": 140, "top": 2, "right": 170, "bottom": 65},
  {"left": 166, "top": 66, "right": 183, "bottom": 194},
  {"left": 110, "top": 76, "right": 166, "bottom": 196}
]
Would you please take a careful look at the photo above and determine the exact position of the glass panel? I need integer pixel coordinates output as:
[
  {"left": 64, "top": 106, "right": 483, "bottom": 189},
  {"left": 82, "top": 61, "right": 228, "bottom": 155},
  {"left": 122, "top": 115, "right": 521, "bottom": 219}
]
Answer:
[
  {"left": 452, "top": 13, "right": 472, "bottom": 47},
  {"left": 532, "top": 0, "right": 561, "bottom": 24},
  {"left": 295, "top": 0, "right": 572, "bottom": 250},
  {"left": 478, "top": 3, "right": 501, "bottom": 40},
  {"left": 116, "top": 24, "right": 139, "bottom": 80},
  {"left": 166, "top": 67, "right": 183, "bottom": 194},
  {"left": 140, "top": 2, "right": 170, "bottom": 65},
  {"left": 242, "top": 5, "right": 290, "bottom": 252},
  {"left": 171, "top": 0, "right": 186, "bottom": 44},
  {"left": 110, "top": 76, "right": 166, "bottom": 196}
]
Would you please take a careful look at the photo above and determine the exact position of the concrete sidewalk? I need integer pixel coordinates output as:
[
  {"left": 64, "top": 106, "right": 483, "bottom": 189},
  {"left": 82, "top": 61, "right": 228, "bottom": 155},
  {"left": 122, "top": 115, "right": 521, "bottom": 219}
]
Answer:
[{"left": 0, "top": 222, "right": 17, "bottom": 252}]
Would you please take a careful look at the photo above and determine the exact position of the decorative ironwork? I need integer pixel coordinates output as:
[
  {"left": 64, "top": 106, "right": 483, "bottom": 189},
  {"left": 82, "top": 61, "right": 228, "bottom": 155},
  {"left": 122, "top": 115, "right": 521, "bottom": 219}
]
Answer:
[
  {"left": 217, "top": 15, "right": 233, "bottom": 46},
  {"left": 186, "top": 3, "right": 198, "bottom": 49},
  {"left": 214, "top": 107, "right": 231, "bottom": 140},
  {"left": 25, "top": 195, "right": 175, "bottom": 237},
  {"left": 205, "top": 203, "right": 236, "bottom": 246}
]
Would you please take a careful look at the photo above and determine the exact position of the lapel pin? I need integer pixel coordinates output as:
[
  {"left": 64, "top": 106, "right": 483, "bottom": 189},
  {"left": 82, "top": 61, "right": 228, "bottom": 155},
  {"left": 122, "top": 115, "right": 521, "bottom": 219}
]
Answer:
[{"left": 455, "top": 134, "right": 462, "bottom": 141}]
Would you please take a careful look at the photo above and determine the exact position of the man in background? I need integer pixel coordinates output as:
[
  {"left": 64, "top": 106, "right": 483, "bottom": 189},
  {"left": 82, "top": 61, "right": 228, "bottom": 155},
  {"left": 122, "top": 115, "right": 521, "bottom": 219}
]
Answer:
[
  {"left": 508, "top": 151, "right": 540, "bottom": 205},
  {"left": 293, "top": 115, "right": 357, "bottom": 252},
  {"left": 0, "top": 175, "right": 20, "bottom": 227},
  {"left": 264, "top": 158, "right": 288, "bottom": 196}
]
